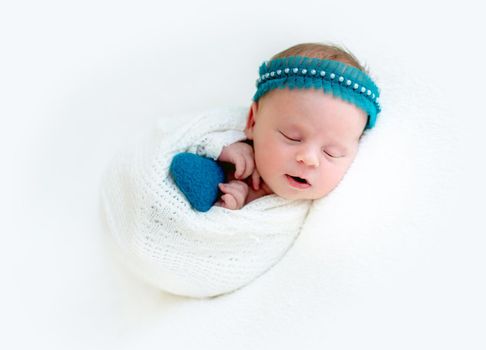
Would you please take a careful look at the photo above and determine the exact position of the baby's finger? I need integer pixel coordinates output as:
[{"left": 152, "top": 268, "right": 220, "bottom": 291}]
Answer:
[
  {"left": 251, "top": 169, "right": 261, "bottom": 190},
  {"left": 221, "top": 182, "right": 246, "bottom": 208},
  {"left": 241, "top": 154, "right": 254, "bottom": 179},
  {"left": 220, "top": 193, "right": 238, "bottom": 210},
  {"left": 233, "top": 155, "right": 246, "bottom": 179},
  {"left": 228, "top": 180, "right": 249, "bottom": 195},
  {"left": 218, "top": 183, "right": 240, "bottom": 197}
]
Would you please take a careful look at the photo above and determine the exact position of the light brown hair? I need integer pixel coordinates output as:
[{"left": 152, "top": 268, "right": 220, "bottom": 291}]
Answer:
[{"left": 271, "top": 42, "right": 366, "bottom": 72}]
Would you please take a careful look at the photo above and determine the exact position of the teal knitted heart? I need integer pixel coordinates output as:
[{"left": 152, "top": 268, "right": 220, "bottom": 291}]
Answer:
[{"left": 169, "top": 153, "right": 226, "bottom": 212}]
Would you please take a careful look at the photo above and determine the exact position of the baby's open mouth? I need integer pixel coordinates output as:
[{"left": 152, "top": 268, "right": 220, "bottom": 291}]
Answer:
[
  {"left": 290, "top": 175, "right": 308, "bottom": 184},
  {"left": 286, "top": 174, "right": 311, "bottom": 189}
]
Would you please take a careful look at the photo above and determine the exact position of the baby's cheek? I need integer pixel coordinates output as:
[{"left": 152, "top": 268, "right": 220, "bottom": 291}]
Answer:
[
  {"left": 254, "top": 150, "right": 269, "bottom": 174},
  {"left": 255, "top": 138, "right": 284, "bottom": 172},
  {"left": 324, "top": 163, "right": 350, "bottom": 188},
  {"left": 254, "top": 148, "right": 274, "bottom": 178}
]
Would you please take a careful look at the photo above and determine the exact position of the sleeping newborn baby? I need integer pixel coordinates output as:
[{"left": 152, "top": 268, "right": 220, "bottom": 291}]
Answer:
[
  {"left": 102, "top": 42, "right": 381, "bottom": 298},
  {"left": 178, "top": 43, "right": 380, "bottom": 210},
  {"left": 215, "top": 86, "right": 369, "bottom": 210}
]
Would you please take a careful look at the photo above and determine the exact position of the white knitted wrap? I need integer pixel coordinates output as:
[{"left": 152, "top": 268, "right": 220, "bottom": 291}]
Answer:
[{"left": 101, "top": 107, "right": 311, "bottom": 298}]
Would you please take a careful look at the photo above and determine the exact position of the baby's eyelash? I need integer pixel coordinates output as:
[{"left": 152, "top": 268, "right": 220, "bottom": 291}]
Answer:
[
  {"left": 323, "top": 149, "right": 343, "bottom": 158},
  {"left": 324, "top": 151, "right": 338, "bottom": 158},
  {"left": 279, "top": 131, "right": 301, "bottom": 142},
  {"left": 279, "top": 130, "right": 345, "bottom": 158}
]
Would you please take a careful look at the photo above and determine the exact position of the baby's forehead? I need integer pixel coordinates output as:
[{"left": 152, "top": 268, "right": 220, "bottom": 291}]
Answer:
[{"left": 260, "top": 88, "right": 367, "bottom": 138}]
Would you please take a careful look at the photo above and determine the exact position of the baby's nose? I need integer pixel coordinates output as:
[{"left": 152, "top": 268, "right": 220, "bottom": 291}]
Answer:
[{"left": 296, "top": 147, "right": 320, "bottom": 167}]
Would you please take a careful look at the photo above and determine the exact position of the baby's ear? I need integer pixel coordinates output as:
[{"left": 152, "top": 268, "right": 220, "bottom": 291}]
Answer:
[{"left": 245, "top": 102, "right": 258, "bottom": 139}]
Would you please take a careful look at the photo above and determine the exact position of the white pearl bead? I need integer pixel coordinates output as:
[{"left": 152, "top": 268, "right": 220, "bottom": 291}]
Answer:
[
  {"left": 361, "top": 87, "right": 366, "bottom": 93},
  {"left": 330, "top": 73, "right": 335, "bottom": 79},
  {"left": 270, "top": 71, "right": 275, "bottom": 77},
  {"left": 353, "top": 83, "right": 359, "bottom": 89},
  {"left": 367, "top": 90, "right": 371, "bottom": 96},
  {"left": 277, "top": 70, "right": 282, "bottom": 75},
  {"left": 311, "top": 69, "right": 316, "bottom": 75},
  {"left": 302, "top": 69, "right": 307, "bottom": 74},
  {"left": 320, "top": 71, "right": 326, "bottom": 77},
  {"left": 338, "top": 76, "right": 344, "bottom": 82},
  {"left": 293, "top": 68, "right": 298, "bottom": 73},
  {"left": 284, "top": 68, "right": 290, "bottom": 73},
  {"left": 346, "top": 80, "right": 352, "bottom": 85}
]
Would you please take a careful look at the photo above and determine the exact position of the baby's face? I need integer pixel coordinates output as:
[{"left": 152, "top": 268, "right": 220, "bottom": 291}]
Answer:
[{"left": 245, "top": 88, "right": 367, "bottom": 200}]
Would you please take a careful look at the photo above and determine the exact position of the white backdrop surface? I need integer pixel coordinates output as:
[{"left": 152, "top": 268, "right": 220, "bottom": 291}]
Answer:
[{"left": 1, "top": 1, "right": 485, "bottom": 349}]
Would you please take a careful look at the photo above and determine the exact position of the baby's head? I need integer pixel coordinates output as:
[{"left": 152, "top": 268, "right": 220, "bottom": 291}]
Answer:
[{"left": 244, "top": 43, "right": 381, "bottom": 201}]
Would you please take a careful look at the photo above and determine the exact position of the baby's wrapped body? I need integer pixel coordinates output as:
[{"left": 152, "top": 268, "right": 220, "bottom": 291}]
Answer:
[{"left": 101, "top": 107, "right": 311, "bottom": 298}]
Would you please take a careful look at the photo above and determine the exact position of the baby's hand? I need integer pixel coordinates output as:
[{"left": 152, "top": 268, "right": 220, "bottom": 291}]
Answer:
[
  {"left": 216, "top": 180, "right": 249, "bottom": 210},
  {"left": 218, "top": 142, "right": 255, "bottom": 180}
]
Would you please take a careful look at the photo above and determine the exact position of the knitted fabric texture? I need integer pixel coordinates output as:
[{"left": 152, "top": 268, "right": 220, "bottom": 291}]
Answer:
[
  {"left": 169, "top": 152, "right": 226, "bottom": 212},
  {"left": 254, "top": 56, "right": 381, "bottom": 129},
  {"left": 101, "top": 107, "right": 311, "bottom": 298}
]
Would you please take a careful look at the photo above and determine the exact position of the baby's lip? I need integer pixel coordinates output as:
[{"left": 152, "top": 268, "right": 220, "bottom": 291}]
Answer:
[{"left": 288, "top": 174, "right": 310, "bottom": 183}]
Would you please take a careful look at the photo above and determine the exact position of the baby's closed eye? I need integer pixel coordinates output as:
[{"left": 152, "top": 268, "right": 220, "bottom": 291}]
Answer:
[
  {"left": 323, "top": 145, "right": 348, "bottom": 158},
  {"left": 279, "top": 130, "right": 301, "bottom": 142}
]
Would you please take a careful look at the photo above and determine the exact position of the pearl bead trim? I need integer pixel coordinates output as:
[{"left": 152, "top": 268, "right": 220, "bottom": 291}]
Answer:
[{"left": 257, "top": 67, "right": 377, "bottom": 100}]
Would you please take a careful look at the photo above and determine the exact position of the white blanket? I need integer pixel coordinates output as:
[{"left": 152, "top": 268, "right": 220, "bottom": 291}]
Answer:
[
  {"left": 4, "top": 2, "right": 486, "bottom": 348},
  {"left": 101, "top": 107, "right": 311, "bottom": 297}
]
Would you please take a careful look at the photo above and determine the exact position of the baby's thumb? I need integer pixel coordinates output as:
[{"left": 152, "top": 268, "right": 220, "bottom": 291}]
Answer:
[
  {"left": 252, "top": 170, "right": 261, "bottom": 190},
  {"left": 234, "top": 156, "right": 245, "bottom": 179}
]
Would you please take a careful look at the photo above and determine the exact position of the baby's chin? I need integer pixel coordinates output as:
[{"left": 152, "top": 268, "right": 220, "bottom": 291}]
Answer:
[{"left": 271, "top": 186, "right": 326, "bottom": 201}]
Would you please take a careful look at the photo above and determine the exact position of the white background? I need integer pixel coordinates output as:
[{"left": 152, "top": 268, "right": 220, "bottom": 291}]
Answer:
[{"left": 1, "top": 1, "right": 485, "bottom": 349}]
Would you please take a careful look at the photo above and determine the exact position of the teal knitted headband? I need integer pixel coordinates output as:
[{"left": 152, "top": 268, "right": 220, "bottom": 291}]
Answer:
[{"left": 253, "top": 56, "right": 381, "bottom": 129}]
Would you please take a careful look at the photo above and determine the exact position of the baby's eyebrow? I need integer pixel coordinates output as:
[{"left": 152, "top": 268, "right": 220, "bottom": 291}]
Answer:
[
  {"left": 326, "top": 143, "right": 349, "bottom": 152},
  {"left": 284, "top": 121, "right": 304, "bottom": 130},
  {"left": 285, "top": 121, "right": 312, "bottom": 133}
]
